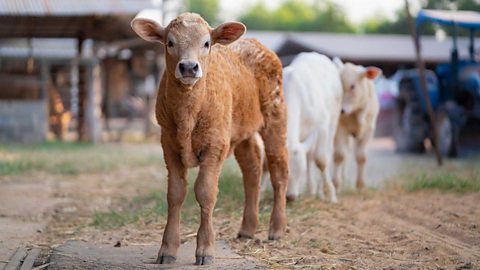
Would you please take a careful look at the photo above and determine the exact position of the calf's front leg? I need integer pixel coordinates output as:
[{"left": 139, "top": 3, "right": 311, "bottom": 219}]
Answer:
[
  {"left": 157, "top": 144, "right": 187, "bottom": 264},
  {"left": 354, "top": 129, "right": 373, "bottom": 190},
  {"left": 194, "top": 156, "right": 225, "bottom": 265}
]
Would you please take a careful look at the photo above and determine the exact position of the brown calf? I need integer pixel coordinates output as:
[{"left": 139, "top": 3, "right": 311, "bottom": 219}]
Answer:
[{"left": 131, "top": 13, "right": 288, "bottom": 265}]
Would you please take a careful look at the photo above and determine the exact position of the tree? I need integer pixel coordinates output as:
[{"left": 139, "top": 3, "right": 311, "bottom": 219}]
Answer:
[
  {"left": 363, "top": 0, "right": 480, "bottom": 35},
  {"left": 186, "top": 0, "right": 220, "bottom": 26},
  {"left": 424, "top": 0, "right": 480, "bottom": 11},
  {"left": 239, "top": 0, "right": 354, "bottom": 33}
]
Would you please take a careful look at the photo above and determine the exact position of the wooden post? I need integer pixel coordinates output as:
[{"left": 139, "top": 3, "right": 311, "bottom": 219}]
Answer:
[
  {"left": 40, "top": 59, "right": 50, "bottom": 143},
  {"left": 404, "top": 0, "right": 443, "bottom": 166},
  {"left": 143, "top": 74, "right": 156, "bottom": 138},
  {"left": 74, "top": 37, "right": 84, "bottom": 141},
  {"left": 78, "top": 65, "right": 86, "bottom": 141},
  {"left": 84, "top": 63, "right": 102, "bottom": 143},
  {"left": 102, "top": 59, "right": 111, "bottom": 132}
]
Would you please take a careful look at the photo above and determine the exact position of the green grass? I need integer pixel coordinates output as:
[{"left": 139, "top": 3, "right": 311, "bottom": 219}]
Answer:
[
  {"left": 93, "top": 191, "right": 169, "bottom": 229},
  {"left": 406, "top": 172, "right": 480, "bottom": 193},
  {"left": 0, "top": 141, "right": 162, "bottom": 176},
  {"left": 93, "top": 158, "right": 246, "bottom": 229}
]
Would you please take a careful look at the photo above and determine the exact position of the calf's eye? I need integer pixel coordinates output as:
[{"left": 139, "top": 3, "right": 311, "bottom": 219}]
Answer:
[
  {"left": 204, "top": 41, "right": 210, "bottom": 48},
  {"left": 167, "top": 40, "right": 174, "bottom": 47},
  {"left": 350, "top": 84, "right": 355, "bottom": 91}
]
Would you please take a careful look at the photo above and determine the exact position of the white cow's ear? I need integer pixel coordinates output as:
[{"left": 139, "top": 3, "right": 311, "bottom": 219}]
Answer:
[
  {"left": 212, "top": 22, "right": 246, "bottom": 45},
  {"left": 333, "top": 57, "right": 344, "bottom": 71},
  {"left": 364, "top": 67, "right": 382, "bottom": 80},
  {"left": 131, "top": 18, "right": 165, "bottom": 44}
]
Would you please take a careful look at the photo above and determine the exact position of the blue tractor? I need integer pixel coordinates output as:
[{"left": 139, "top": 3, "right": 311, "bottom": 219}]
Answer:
[{"left": 394, "top": 9, "right": 480, "bottom": 157}]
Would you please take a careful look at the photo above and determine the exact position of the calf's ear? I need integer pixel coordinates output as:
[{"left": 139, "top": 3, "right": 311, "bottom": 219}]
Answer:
[
  {"left": 131, "top": 18, "right": 165, "bottom": 44},
  {"left": 212, "top": 22, "right": 246, "bottom": 45},
  {"left": 364, "top": 67, "right": 382, "bottom": 80}
]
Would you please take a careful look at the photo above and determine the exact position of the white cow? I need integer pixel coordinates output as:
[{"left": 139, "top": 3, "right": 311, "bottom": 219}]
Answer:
[
  {"left": 332, "top": 58, "right": 381, "bottom": 190},
  {"left": 269, "top": 52, "right": 343, "bottom": 203}
]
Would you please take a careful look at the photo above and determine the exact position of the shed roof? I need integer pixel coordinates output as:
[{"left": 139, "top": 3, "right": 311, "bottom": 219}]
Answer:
[
  {"left": 0, "top": 0, "right": 159, "bottom": 41},
  {"left": 0, "top": 38, "right": 77, "bottom": 58},
  {"left": 246, "top": 31, "right": 477, "bottom": 63},
  {"left": 0, "top": 0, "right": 156, "bottom": 16}
]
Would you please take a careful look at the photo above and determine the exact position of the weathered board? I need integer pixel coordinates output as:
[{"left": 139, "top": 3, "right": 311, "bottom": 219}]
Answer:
[
  {"left": 1, "top": 247, "right": 41, "bottom": 270},
  {"left": 47, "top": 240, "right": 263, "bottom": 270}
]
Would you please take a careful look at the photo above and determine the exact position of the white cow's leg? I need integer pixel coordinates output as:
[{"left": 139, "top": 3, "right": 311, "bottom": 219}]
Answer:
[
  {"left": 257, "top": 133, "right": 270, "bottom": 194},
  {"left": 333, "top": 128, "right": 349, "bottom": 191},
  {"left": 314, "top": 130, "right": 337, "bottom": 203},
  {"left": 260, "top": 169, "right": 270, "bottom": 194},
  {"left": 305, "top": 151, "right": 315, "bottom": 197},
  {"left": 316, "top": 158, "right": 336, "bottom": 203},
  {"left": 286, "top": 146, "right": 307, "bottom": 201},
  {"left": 307, "top": 157, "right": 324, "bottom": 199}
]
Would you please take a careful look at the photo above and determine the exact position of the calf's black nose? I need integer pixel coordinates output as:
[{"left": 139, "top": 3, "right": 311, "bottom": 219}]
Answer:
[{"left": 179, "top": 61, "right": 199, "bottom": 77}]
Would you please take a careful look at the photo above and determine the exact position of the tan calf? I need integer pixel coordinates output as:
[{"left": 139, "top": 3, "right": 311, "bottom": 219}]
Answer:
[
  {"left": 333, "top": 59, "right": 381, "bottom": 190},
  {"left": 131, "top": 13, "right": 288, "bottom": 265}
]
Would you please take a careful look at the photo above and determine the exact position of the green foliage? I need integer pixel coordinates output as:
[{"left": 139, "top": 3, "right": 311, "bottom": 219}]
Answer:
[
  {"left": 362, "top": 8, "right": 411, "bottom": 35},
  {"left": 186, "top": 0, "right": 220, "bottom": 26},
  {"left": 406, "top": 172, "right": 480, "bottom": 192},
  {"left": 363, "top": 0, "right": 480, "bottom": 35},
  {"left": 424, "top": 0, "right": 480, "bottom": 11},
  {"left": 239, "top": 0, "right": 354, "bottom": 32}
]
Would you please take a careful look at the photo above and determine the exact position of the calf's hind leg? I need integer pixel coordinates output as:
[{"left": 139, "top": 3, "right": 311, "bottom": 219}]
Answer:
[
  {"left": 234, "top": 136, "right": 262, "bottom": 239},
  {"left": 260, "top": 115, "right": 288, "bottom": 240}
]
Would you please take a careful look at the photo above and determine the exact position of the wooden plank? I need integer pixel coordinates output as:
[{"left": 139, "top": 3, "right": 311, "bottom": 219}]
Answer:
[
  {"left": 20, "top": 248, "right": 41, "bottom": 270},
  {"left": 48, "top": 240, "right": 262, "bottom": 270},
  {"left": 3, "top": 247, "right": 27, "bottom": 270}
]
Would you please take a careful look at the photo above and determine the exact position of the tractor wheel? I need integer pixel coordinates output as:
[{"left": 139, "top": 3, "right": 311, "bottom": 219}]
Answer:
[
  {"left": 394, "top": 101, "right": 428, "bottom": 153},
  {"left": 433, "top": 110, "right": 459, "bottom": 157}
]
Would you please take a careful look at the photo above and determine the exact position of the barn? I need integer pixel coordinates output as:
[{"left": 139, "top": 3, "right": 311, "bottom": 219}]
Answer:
[
  {"left": 0, "top": 0, "right": 180, "bottom": 143},
  {"left": 246, "top": 31, "right": 477, "bottom": 75}
]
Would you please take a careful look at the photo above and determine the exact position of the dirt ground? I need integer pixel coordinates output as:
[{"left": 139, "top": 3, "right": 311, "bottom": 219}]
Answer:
[
  {"left": 0, "top": 139, "right": 479, "bottom": 269},
  {"left": 234, "top": 191, "right": 480, "bottom": 269}
]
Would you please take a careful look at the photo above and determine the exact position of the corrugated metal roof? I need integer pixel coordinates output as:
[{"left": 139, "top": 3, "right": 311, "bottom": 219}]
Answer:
[
  {"left": 246, "top": 31, "right": 477, "bottom": 63},
  {"left": 294, "top": 33, "right": 475, "bottom": 63},
  {"left": 0, "top": 0, "right": 158, "bottom": 16},
  {"left": 0, "top": 38, "right": 77, "bottom": 58}
]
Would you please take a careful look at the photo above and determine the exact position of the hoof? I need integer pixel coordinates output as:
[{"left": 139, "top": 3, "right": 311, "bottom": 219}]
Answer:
[
  {"left": 329, "top": 196, "right": 338, "bottom": 204},
  {"left": 237, "top": 231, "right": 254, "bottom": 239},
  {"left": 268, "top": 231, "right": 283, "bottom": 241},
  {"left": 156, "top": 255, "right": 176, "bottom": 264},
  {"left": 195, "top": 256, "right": 214, "bottom": 265},
  {"left": 286, "top": 194, "right": 296, "bottom": 202}
]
